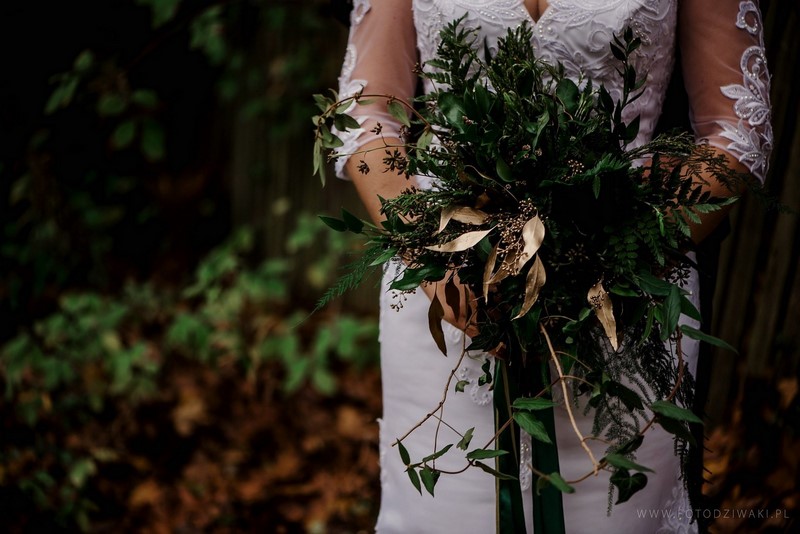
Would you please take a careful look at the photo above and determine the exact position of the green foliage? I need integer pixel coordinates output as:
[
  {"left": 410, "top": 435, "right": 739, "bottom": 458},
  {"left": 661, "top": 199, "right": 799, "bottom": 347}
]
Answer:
[{"left": 0, "top": 222, "right": 378, "bottom": 530}]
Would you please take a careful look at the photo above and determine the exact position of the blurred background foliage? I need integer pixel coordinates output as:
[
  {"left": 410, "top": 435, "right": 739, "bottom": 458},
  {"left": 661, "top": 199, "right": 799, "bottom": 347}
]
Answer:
[{"left": 0, "top": 0, "right": 797, "bottom": 532}]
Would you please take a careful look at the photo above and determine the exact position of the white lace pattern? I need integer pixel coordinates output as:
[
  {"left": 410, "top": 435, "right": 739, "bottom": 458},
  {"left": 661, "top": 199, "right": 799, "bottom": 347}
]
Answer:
[{"left": 715, "top": 1, "right": 772, "bottom": 181}]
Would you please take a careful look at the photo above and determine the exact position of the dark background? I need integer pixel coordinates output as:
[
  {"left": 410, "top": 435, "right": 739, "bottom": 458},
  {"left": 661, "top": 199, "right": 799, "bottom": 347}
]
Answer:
[{"left": 0, "top": 0, "right": 797, "bottom": 531}]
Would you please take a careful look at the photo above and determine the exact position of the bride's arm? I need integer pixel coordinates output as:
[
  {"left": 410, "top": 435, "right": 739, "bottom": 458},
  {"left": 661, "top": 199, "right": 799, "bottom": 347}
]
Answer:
[
  {"left": 679, "top": 0, "right": 772, "bottom": 242},
  {"left": 334, "top": 1, "right": 418, "bottom": 225}
]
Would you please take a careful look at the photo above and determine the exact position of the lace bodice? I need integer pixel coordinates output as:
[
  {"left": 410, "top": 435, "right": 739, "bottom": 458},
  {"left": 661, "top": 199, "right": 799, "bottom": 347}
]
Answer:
[{"left": 335, "top": 0, "right": 772, "bottom": 182}]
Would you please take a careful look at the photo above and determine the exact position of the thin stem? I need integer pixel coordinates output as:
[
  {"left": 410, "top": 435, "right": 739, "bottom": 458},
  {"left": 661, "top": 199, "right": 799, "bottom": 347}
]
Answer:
[{"left": 540, "top": 323, "right": 600, "bottom": 475}]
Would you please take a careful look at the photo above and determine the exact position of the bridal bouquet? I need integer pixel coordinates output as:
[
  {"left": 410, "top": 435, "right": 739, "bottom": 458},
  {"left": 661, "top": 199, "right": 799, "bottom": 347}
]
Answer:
[{"left": 313, "top": 20, "right": 742, "bottom": 532}]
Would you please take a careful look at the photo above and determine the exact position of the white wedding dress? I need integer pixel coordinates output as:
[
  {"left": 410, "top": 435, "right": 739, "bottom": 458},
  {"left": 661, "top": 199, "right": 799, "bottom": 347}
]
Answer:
[{"left": 333, "top": 1, "right": 772, "bottom": 532}]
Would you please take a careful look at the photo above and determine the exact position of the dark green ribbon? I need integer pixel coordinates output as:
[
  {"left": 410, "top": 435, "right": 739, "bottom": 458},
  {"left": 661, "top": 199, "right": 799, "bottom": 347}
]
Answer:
[{"left": 494, "top": 358, "right": 566, "bottom": 534}]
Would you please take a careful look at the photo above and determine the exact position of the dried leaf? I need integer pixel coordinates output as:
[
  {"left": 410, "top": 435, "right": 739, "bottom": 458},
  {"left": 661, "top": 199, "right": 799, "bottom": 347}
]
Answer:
[
  {"left": 435, "top": 206, "right": 489, "bottom": 235},
  {"left": 451, "top": 206, "right": 489, "bottom": 225},
  {"left": 515, "top": 215, "right": 546, "bottom": 272},
  {"left": 483, "top": 242, "right": 500, "bottom": 301},
  {"left": 428, "top": 292, "right": 447, "bottom": 356},
  {"left": 426, "top": 229, "right": 492, "bottom": 253},
  {"left": 587, "top": 281, "right": 618, "bottom": 350},
  {"left": 444, "top": 278, "right": 462, "bottom": 321},
  {"left": 514, "top": 255, "right": 546, "bottom": 320}
]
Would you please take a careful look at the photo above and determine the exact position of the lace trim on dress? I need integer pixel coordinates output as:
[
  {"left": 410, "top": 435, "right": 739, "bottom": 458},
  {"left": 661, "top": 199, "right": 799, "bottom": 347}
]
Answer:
[
  {"left": 715, "top": 1, "right": 772, "bottom": 181},
  {"left": 333, "top": 1, "right": 372, "bottom": 179},
  {"left": 456, "top": 353, "right": 493, "bottom": 406},
  {"left": 655, "top": 482, "right": 698, "bottom": 533}
]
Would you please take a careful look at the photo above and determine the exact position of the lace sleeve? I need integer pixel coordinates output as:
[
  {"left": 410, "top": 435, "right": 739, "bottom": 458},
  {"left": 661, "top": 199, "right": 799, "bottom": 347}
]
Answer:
[
  {"left": 333, "top": 0, "right": 417, "bottom": 180},
  {"left": 679, "top": 0, "right": 773, "bottom": 182}
]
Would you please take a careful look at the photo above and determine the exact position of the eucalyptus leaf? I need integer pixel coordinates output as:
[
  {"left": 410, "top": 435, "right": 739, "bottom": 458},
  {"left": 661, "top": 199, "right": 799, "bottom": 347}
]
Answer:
[
  {"left": 512, "top": 397, "right": 558, "bottom": 411},
  {"left": 680, "top": 325, "right": 738, "bottom": 353},
  {"left": 420, "top": 466, "right": 440, "bottom": 496},
  {"left": 513, "top": 411, "right": 552, "bottom": 444},
  {"left": 457, "top": 427, "right": 474, "bottom": 450},
  {"left": 603, "top": 453, "right": 654, "bottom": 473},
  {"left": 422, "top": 443, "right": 453, "bottom": 463},
  {"left": 466, "top": 448, "right": 509, "bottom": 460},
  {"left": 387, "top": 100, "right": 411, "bottom": 127},
  {"left": 650, "top": 400, "right": 704, "bottom": 424},
  {"left": 407, "top": 467, "right": 422, "bottom": 494}
]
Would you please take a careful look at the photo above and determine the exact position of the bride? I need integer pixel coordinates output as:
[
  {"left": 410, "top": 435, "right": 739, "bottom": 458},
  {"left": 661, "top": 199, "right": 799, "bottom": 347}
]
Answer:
[{"left": 331, "top": 1, "right": 772, "bottom": 532}]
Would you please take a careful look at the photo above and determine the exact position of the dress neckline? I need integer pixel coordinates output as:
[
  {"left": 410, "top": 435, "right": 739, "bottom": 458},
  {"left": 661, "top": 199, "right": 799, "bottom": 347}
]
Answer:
[{"left": 521, "top": 0, "right": 552, "bottom": 26}]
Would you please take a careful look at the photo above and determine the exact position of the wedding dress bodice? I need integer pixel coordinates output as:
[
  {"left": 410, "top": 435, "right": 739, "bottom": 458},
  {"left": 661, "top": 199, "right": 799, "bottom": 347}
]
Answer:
[{"left": 336, "top": 0, "right": 771, "bottom": 182}]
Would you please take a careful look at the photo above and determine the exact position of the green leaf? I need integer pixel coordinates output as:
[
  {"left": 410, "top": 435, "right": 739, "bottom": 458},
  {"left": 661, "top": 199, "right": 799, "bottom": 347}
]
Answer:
[
  {"left": 439, "top": 92, "right": 466, "bottom": 129},
  {"left": 545, "top": 472, "right": 576, "bottom": 494},
  {"left": 397, "top": 440, "right": 411, "bottom": 466},
  {"left": 656, "top": 416, "right": 696, "bottom": 446},
  {"left": 512, "top": 397, "right": 558, "bottom": 411},
  {"left": 606, "top": 381, "right": 644, "bottom": 411},
  {"left": 457, "top": 427, "right": 475, "bottom": 450},
  {"left": 319, "top": 215, "right": 348, "bottom": 232},
  {"left": 417, "top": 128, "right": 435, "bottom": 150},
  {"left": 422, "top": 444, "right": 453, "bottom": 463},
  {"left": 420, "top": 466, "right": 440, "bottom": 496},
  {"left": 407, "top": 467, "right": 422, "bottom": 494},
  {"left": 624, "top": 116, "right": 640, "bottom": 143},
  {"left": 390, "top": 264, "right": 446, "bottom": 291},
  {"left": 610, "top": 42, "right": 627, "bottom": 62},
  {"left": 138, "top": 0, "right": 181, "bottom": 27},
  {"left": 556, "top": 78, "right": 579, "bottom": 114},
  {"left": 334, "top": 113, "right": 361, "bottom": 131},
  {"left": 650, "top": 400, "right": 704, "bottom": 424},
  {"left": 475, "top": 461, "right": 518, "bottom": 480},
  {"left": 387, "top": 100, "right": 411, "bottom": 127},
  {"left": 369, "top": 247, "right": 399, "bottom": 267},
  {"left": 141, "top": 119, "right": 165, "bottom": 161},
  {"left": 496, "top": 157, "right": 514, "bottom": 182},
  {"left": 45, "top": 77, "right": 79, "bottom": 114},
  {"left": 614, "top": 434, "right": 644, "bottom": 456},
  {"left": 466, "top": 448, "right": 509, "bottom": 460},
  {"left": 603, "top": 453, "right": 654, "bottom": 473},
  {"left": 680, "top": 325, "right": 738, "bottom": 353},
  {"left": 97, "top": 93, "right": 127, "bottom": 117},
  {"left": 455, "top": 380, "right": 468, "bottom": 393},
  {"left": 132, "top": 89, "right": 159, "bottom": 109},
  {"left": 659, "top": 284, "right": 682, "bottom": 340},
  {"left": 340, "top": 208, "right": 364, "bottom": 234},
  {"left": 73, "top": 49, "right": 94, "bottom": 71},
  {"left": 680, "top": 295, "right": 702, "bottom": 322},
  {"left": 111, "top": 120, "right": 137, "bottom": 149},
  {"left": 610, "top": 469, "right": 648, "bottom": 504},
  {"left": 513, "top": 411, "right": 552, "bottom": 444},
  {"left": 636, "top": 272, "right": 672, "bottom": 296}
]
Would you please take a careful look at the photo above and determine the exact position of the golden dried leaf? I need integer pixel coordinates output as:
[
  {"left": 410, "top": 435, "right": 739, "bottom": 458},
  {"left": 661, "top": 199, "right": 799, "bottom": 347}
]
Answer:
[
  {"left": 514, "top": 255, "right": 546, "bottom": 320},
  {"left": 451, "top": 206, "right": 489, "bottom": 225},
  {"left": 435, "top": 206, "right": 489, "bottom": 235},
  {"left": 435, "top": 206, "right": 457, "bottom": 235},
  {"left": 425, "top": 229, "right": 492, "bottom": 253},
  {"left": 515, "top": 215, "right": 546, "bottom": 272},
  {"left": 587, "top": 281, "right": 618, "bottom": 351},
  {"left": 428, "top": 292, "right": 447, "bottom": 356},
  {"left": 483, "top": 242, "right": 500, "bottom": 302}
]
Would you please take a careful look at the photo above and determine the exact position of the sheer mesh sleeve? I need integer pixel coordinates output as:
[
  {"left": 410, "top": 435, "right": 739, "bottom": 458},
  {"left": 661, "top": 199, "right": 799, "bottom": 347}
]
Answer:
[
  {"left": 680, "top": 0, "right": 773, "bottom": 182},
  {"left": 333, "top": 0, "right": 417, "bottom": 179}
]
